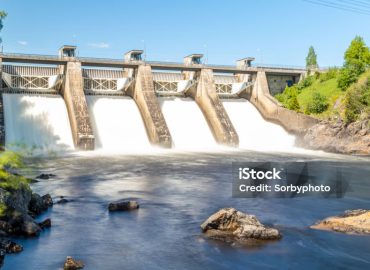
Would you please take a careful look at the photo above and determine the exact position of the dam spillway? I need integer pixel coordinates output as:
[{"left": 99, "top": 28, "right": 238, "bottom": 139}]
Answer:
[
  {"left": 222, "top": 99, "right": 296, "bottom": 151},
  {"left": 159, "top": 97, "right": 217, "bottom": 150},
  {"left": 3, "top": 94, "right": 74, "bottom": 152},
  {"left": 86, "top": 96, "right": 151, "bottom": 152},
  {"left": 0, "top": 46, "right": 318, "bottom": 153}
]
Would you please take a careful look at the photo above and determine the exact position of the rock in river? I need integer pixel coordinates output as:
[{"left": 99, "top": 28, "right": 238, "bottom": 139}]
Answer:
[
  {"left": 0, "top": 239, "right": 23, "bottom": 253},
  {"left": 311, "top": 209, "right": 370, "bottom": 234},
  {"left": 108, "top": 200, "right": 139, "bottom": 212},
  {"left": 38, "top": 218, "right": 51, "bottom": 229},
  {"left": 29, "top": 193, "right": 53, "bottom": 216},
  {"left": 64, "top": 256, "right": 84, "bottom": 270},
  {"left": 201, "top": 208, "right": 281, "bottom": 244},
  {"left": 36, "top": 173, "right": 56, "bottom": 180}
]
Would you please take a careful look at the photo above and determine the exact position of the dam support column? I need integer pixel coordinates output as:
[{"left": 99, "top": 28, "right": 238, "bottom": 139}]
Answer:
[
  {"left": 61, "top": 61, "right": 95, "bottom": 150},
  {"left": 126, "top": 65, "right": 172, "bottom": 148},
  {"left": 0, "top": 58, "right": 4, "bottom": 149},
  {"left": 185, "top": 68, "right": 239, "bottom": 146},
  {"left": 246, "top": 71, "right": 318, "bottom": 134}
]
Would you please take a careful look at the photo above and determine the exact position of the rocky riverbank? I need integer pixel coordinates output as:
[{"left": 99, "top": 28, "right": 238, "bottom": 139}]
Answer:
[
  {"left": 0, "top": 170, "right": 53, "bottom": 267},
  {"left": 299, "top": 119, "right": 370, "bottom": 155}
]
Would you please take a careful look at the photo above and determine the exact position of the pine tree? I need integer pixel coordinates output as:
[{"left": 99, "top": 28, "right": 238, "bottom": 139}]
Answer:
[
  {"left": 306, "top": 46, "right": 318, "bottom": 69},
  {"left": 0, "top": 11, "right": 7, "bottom": 44}
]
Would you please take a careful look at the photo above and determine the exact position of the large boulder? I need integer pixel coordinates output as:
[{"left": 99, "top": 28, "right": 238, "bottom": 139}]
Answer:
[
  {"left": 6, "top": 212, "right": 41, "bottom": 237},
  {"left": 19, "top": 215, "right": 42, "bottom": 236},
  {"left": 0, "top": 185, "right": 32, "bottom": 215},
  {"left": 311, "top": 209, "right": 370, "bottom": 234},
  {"left": 64, "top": 256, "right": 84, "bottom": 270},
  {"left": 201, "top": 208, "right": 281, "bottom": 244},
  {"left": 29, "top": 193, "right": 53, "bottom": 216},
  {"left": 108, "top": 200, "right": 139, "bottom": 212}
]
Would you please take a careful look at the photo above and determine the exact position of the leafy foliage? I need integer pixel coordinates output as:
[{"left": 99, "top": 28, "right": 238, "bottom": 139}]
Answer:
[
  {"left": 275, "top": 86, "right": 300, "bottom": 111},
  {"left": 318, "top": 68, "right": 339, "bottom": 82},
  {"left": 0, "top": 151, "right": 30, "bottom": 191},
  {"left": 297, "top": 76, "right": 314, "bottom": 90},
  {"left": 344, "top": 70, "right": 370, "bottom": 123},
  {"left": 338, "top": 36, "right": 370, "bottom": 91},
  {"left": 306, "top": 46, "right": 318, "bottom": 68},
  {"left": 0, "top": 10, "right": 7, "bottom": 44},
  {"left": 305, "top": 92, "right": 329, "bottom": 114}
]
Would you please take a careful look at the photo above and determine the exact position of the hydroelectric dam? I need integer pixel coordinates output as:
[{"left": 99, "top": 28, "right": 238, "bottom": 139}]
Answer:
[{"left": 0, "top": 46, "right": 318, "bottom": 152}]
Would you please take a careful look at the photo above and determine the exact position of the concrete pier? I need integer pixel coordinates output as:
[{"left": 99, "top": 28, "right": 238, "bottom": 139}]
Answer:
[
  {"left": 0, "top": 58, "right": 4, "bottom": 149},
  {"left": 61, "top": 61, "right": 95, "bottom": 150},
  {"left": 186, "top": 69, "right": 239, "bottom": 146},
  {"left": 126, "top": 65, "right": 172, "bottom": 148},
  {"left": 242, "top": 71, "right": 318, "bottom": 134}
]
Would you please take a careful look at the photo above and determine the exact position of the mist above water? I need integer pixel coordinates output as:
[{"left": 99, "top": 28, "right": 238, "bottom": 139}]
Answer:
[
  {"left": 3, "top": 94, "right": 305, "bottom": 154},
  {"left": 3, "top": 94, "right": 74, "bottom": 152},
  {"left": 222, "top": 99, "right": 296, "bottom": 152}
]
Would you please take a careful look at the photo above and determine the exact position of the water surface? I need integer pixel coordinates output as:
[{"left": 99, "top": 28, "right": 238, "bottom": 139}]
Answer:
[{"left": 4, "top": 150, "right": 370, "bottom": 270}]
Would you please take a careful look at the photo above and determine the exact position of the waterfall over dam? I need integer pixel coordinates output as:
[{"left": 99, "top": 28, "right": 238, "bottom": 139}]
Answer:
[
  {"left": 0, "top": 47, "right": 317, "bottom": 153},
  {"left": 3, "top": 94, "right": 74, "bottom": 152},
  {"left": 158, "top": 97, "right": 217, "bottom": 150},
  {"left": 86, "top": 96, "right": 151, "bottom": 152},
  {"left": 222, "top": 99, "right": 296, "bottom": 151}
]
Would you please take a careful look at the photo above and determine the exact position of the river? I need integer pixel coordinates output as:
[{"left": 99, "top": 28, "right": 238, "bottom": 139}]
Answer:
[{"left": 3, "top": 149, "right": 370, "bottom": 269}]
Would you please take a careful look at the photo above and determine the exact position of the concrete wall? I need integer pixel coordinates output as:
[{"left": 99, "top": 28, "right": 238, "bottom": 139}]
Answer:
[
  {"left": 240, "top": 71, "right": 318, "bottom": 134},
  {"left": 186, "top": 69, "right": 239, "bottom": 146},
  {"left": 126, "top": 65, "right": 172, "bottom": 148},
  {"left": 61, "top": 61, "right": 95, "bottom": 150},
  {"left": 266, "top": 74, "right": 299, "bottom": 95}
]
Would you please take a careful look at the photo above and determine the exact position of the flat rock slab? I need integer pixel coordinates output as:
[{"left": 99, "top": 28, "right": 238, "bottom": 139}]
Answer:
[
  {"left": 108, "top": 200, "right": 139, "bottom": 212},
  {"left": 311, "top": 209, "right": 370, "bottom": 234},
  {"left": 201, "top": 208, "right": 281, "bottom": 245}
]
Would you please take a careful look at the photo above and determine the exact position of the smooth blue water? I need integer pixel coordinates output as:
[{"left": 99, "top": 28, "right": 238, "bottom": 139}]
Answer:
[{"left": 3, "top": 150, "right": 370, "bottom": 270}]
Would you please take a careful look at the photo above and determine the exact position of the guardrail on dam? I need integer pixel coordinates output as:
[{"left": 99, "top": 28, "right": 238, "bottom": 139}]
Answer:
[{"left": 0, "top": 46, "right": 317, "bottom": 150}]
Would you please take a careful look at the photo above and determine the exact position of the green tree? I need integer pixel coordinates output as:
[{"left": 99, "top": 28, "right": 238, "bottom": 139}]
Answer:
[
  {"left": 0, "top": 10, "right": 7, "bottom": 44},
  {"left": 344, "top": 36, "right": 370, "bottom": 69},
  {"left": 338, "top": 36, "right": 370, "bottom": 91},
  {"left": 306, "top": 46, "right": 318, "bottom": 69}
]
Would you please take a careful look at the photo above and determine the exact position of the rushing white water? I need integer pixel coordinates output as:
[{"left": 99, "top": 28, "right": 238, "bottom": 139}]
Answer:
[
  {"left": 3, "top": 94, "right": 74, "bottom": 152},
  {"left": 222, "top": 99, "right": 296, "bottom": 151},
  {"left": 158, "top": 97, "right": 217, "bottom": 150},
  {"left": 86, "top": 96, "right": 151, "bottom": 152}
]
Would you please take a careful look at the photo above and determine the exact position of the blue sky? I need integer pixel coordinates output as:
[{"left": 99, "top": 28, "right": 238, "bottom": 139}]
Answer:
[{"left": 1, "top": 0, "right": 370, "bottom": 67}]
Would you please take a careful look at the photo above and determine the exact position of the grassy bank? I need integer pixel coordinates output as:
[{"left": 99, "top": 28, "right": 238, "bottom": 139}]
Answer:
[{"left": 275, "top": 68, "right": 370, "bottom": 124}]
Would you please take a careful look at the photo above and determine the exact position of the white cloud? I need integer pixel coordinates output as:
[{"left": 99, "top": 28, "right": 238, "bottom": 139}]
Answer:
[
  {"left": 18, "top": 41, "right": 28, "bottom": 46},
  {"left": 88, "top": 42, "right": 110, "bottom": 49}
]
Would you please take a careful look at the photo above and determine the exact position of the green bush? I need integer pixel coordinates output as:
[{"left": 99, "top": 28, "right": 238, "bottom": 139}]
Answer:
[
  {"left": 319, "top": 68, "right": 339, "bottom": 82},
  {"left": 305, "top": 92, "right": 329, "bottom": 114},
  {"left": 297, "top": 76, "right": 314, "bottom": 91},
  {"left": 275, "top": 85, "right": 300, "bottom": 111},
  {"left": 344, "top": 71, "right": 370, "bottom": 123},
  {"left": 337, "top": 65, "right": 363, "bottom": 91}
]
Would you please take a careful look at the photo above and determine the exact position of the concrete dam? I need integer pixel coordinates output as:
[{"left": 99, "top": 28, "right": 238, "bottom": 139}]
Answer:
[{"left": 0, "top": 46, "right": 318, "bottom": 152}]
